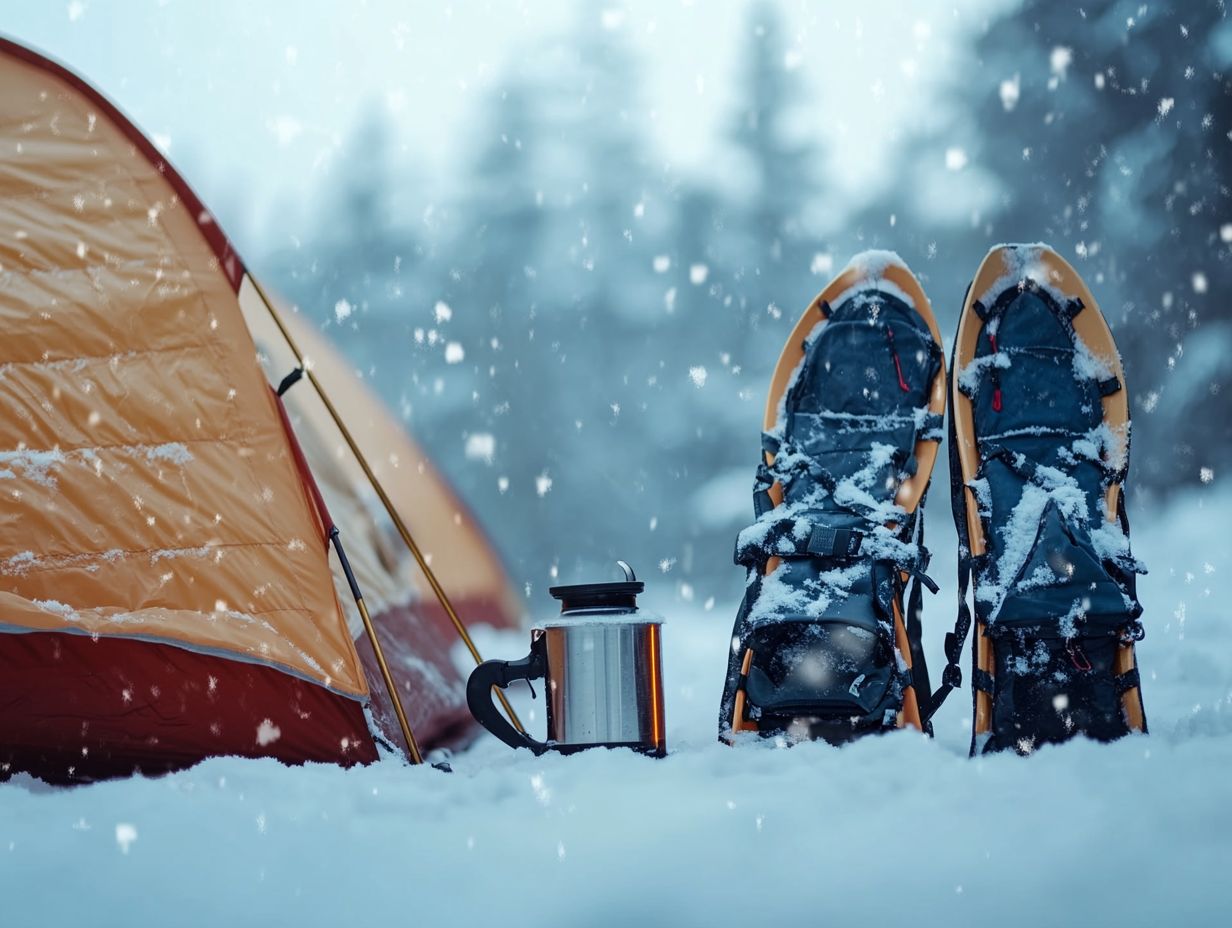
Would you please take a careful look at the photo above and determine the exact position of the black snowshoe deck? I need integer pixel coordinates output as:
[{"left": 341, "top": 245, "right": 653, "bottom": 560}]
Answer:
[
  {"left": 944, "top": 244, "right": 1147, "bottom": 755},
  {"left": 720, "top": 253, "right": 947, "bottom": 744}
]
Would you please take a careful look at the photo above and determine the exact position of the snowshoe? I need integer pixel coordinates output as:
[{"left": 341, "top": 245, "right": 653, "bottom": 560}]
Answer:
[
  {"left": 719, "top": 252, "right": 947, "bottom": 744},
  {"left": 936, "top": 243, "right": 1148, "bottom": 755}
]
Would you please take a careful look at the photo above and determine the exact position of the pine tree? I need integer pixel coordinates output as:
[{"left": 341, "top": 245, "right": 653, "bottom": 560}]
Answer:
[
  {"left": 728, "top": 0, "right": 825, "bottom": 325},
  {"left": 896, "top": 0, "right": 1231, "bottom": 490}
]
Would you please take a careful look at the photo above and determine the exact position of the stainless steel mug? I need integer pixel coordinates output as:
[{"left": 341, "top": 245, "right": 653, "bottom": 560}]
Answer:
[{"left": 467, "top": 562, "right": 666, "bottom": 757}]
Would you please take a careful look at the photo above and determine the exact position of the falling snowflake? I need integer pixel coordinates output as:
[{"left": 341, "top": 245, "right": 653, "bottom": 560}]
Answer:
[
  {"left": 334, "top": 299, "right": 353, "bottom": 323},
  {"left": 530, "top": 773, "right": 552, "bottom": 805},
  {"left": 444, "top": 342, "right": 465, "bottom": 364},
  {"left": 256, "top": 719, "right": 281, "bottom": 746},
  {"left": 999, "top": 74, "right": 1020, "bottom": 111},
  {"left": 689, "top": 366, "right": 708, "bottom": 388},
  {"left": 1050, "top": 46, "right": 1072, "bottom": 78},
  {"left": 115, "top": 823, "right": 137, "bottom": 855},
  {"left": 465, "top": 433, "right": 495, "bottom": 463}
]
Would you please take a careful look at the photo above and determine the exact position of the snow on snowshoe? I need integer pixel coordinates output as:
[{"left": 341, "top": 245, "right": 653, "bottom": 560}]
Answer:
[
  {"left": 719, "top": 252, "right": 947, "bottom": 744},
  {"left": 937, "top": 243, "right": 1148, "bottom": 756}
]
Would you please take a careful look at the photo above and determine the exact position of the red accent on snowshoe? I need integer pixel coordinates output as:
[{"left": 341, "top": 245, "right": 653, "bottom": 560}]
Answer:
[
  {"left": 886, "top": 326, "right": 911, "bottom": 393},
  {"left": 1066, "top": 641, "right": 1093, "bottom": 672}
]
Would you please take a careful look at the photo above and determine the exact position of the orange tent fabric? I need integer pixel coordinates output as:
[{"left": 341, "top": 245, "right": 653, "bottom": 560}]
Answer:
[{"left": 0, "top": 36, "right": 518, "bottom": 779}]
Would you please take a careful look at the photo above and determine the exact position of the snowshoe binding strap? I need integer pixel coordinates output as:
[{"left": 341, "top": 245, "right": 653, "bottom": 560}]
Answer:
[
  {"left": 720, "top": 252, "right": 946, "bottom": 745},
  {"left": 938, "top": 243, "right": 1148, "bottom": 753}
]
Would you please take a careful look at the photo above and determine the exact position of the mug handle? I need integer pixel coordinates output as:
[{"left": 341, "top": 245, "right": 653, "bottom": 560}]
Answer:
[{"left": 466, "top": 642, "right": 550, "bottom": 754}]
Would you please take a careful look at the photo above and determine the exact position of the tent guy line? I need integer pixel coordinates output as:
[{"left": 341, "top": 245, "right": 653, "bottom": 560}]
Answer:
[
  {"left": 269, "top": 379, "right": 425, "bottom": 764},
  {"left": 246, "top": 272, "right": 528, "bottom": 740}
]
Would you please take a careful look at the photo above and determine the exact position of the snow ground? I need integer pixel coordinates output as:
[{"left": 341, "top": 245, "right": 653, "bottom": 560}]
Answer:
[{"left": 3, "top": 487, "right": 1231, "bottom": 927}]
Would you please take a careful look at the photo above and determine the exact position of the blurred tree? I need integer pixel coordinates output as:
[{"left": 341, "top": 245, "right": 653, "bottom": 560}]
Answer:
[
  {"left": 336, "top": 106, "right": 394, "bottom": 265},
  {"left": 728, "top": 0, "right": 826, "bottom": 328},
  {"left": 884, "top": 0, "right": 1231, "bottom": 492},
  {"left": 421, "top": 11, "right": 679, "bottom": 586}
]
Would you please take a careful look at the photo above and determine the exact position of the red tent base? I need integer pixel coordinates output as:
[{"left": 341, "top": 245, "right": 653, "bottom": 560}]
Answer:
[{"left": 0, "top": 631, "right": 378, "bottom": 784}]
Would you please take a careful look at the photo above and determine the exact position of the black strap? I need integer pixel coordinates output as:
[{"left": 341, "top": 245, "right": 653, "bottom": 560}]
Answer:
[
  {"left": 972, "top": 667, "right": 995, "bottom": 694},
  {"left": 923, "top": 370, "right": 976, "bottom": 723},
  {"left": 1114, "top": 666, "right": 1141, "bottom": 697},
  {"left": 734, "top": 515, "right": 865, "bottom": 568},
  {"left": 1097, "top": 375, "right": 1122, "bottom": 397},
  {"left": 980, "top": 443, "right": 1040, "bottom": 482},
  {"left": 817, "top": 299, "right": 832, "bottom": 318},
  {"left": 752, "top": 462, "right": 775, "bottom": 518},
  {"left": 1115, "top": 491, "right": 1145, "bottom": 616},
  {"left": 276, "top": 366, "right": 305, "bottom": 396},
  {"left": 808, "top": 525, "right": 864, "bottom": 558},
  {"left": 925, "top": 571, "right": 971, "bottom": 721},
  {"left": 903, "top": 500, "right": 935, "bottom": 715}
]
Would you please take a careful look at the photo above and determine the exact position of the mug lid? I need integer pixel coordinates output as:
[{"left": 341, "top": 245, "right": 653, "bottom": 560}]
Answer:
[{"left": 549, "top": 560, "right": 643, "bottom": 612}]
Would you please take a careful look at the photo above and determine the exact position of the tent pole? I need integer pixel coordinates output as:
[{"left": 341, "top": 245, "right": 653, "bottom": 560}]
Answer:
[
  {"left": 248, "top": 275, "right": 527, "bottom": 736},
  {"left": 331, "top": 527, "right": 424, "bottom": 765}
]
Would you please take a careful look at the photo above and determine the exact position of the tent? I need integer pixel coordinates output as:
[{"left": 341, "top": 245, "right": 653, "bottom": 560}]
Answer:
[{"left": 0, "top": 36, "right": 520, "bottom": 781}]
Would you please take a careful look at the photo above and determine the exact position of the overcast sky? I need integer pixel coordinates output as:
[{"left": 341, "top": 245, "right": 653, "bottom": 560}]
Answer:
[{"left": 4, "top": 0, "right": 1000, "bottom": 251}]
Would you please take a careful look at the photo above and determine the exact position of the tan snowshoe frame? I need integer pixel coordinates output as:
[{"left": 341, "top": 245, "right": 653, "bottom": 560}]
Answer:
[
  {"left": 732, "top": 259, "right": 947, "bottom": 735},
  {"left": 953, "top": 244, "right": 1145, "bottom": 736}
]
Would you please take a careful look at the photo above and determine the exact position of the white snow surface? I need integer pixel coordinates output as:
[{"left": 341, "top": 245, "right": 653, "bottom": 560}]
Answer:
[
  {"left": 0, "top": 448, "right": 65, "bottom": 487},
  {"left": 956, "top": 350, "right": 1011, "bottom": 395},
  {"left": 143, "top": 442, "right": 194, "bottom": 466},
  {"left": 3, "top": 489, "right": 1231, "bottom": 927},
  {"left": 829, "top": 248, "right": 917, "bottom": 314},
  {"left": 976, "top": 242, "right": 1069, "bottom": 306},
  {"left": 845, "top": 248, "right": 908, "bottom": 280}
]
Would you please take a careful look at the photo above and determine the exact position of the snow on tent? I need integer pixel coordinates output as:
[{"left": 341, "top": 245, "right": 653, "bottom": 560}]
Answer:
[{"left": 0, "top": 36, "right": 520, "bottom": 782}]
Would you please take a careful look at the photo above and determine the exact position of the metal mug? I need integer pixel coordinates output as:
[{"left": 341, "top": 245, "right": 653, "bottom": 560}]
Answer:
[{"left": 467, "top": 561, "right": 666, "bottom": 757}]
